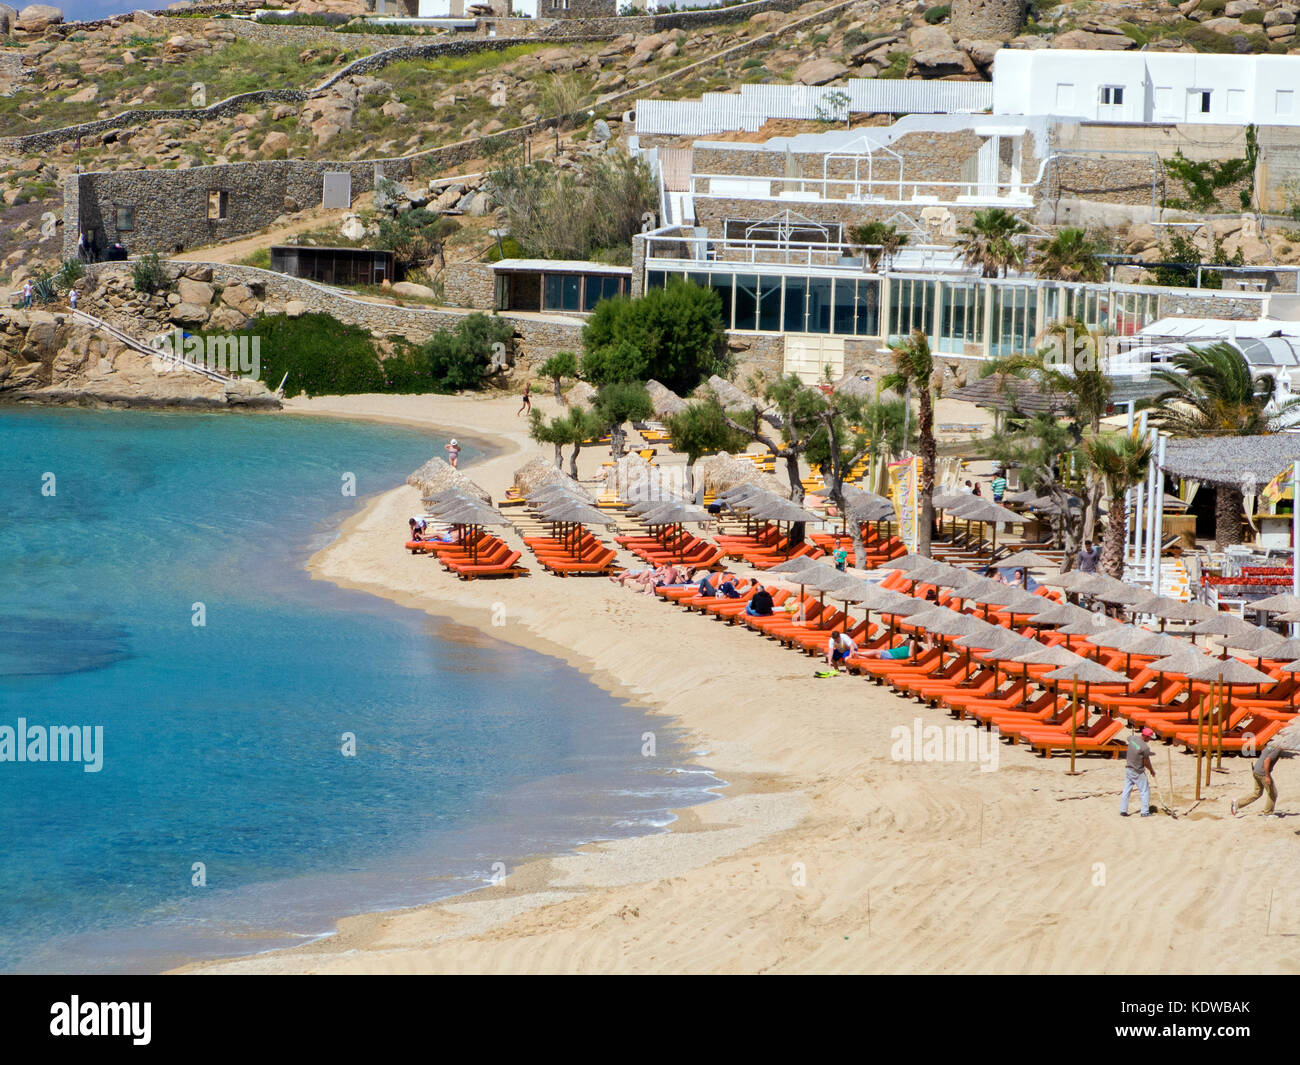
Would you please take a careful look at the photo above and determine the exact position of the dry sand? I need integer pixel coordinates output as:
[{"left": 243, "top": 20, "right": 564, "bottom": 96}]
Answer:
[{"left": 182, "top": 392, "right": 1300, "bottom": 975}]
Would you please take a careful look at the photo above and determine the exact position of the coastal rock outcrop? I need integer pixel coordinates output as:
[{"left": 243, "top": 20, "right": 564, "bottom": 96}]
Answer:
[{"left": 0, "top": 306, "right": 279, "bottom": 409}]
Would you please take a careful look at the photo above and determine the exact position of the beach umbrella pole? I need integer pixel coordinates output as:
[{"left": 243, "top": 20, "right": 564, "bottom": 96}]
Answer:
[
  {"left": 1068, "top": 674, "right": 1080, "bottom": 775},
  {"left": 1195, "top": 684, "right": 1206, "bottom": 801}
]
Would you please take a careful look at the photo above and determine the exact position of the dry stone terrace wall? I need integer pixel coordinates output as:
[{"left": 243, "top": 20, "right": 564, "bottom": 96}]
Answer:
[
  {"left": 83, "top": 260, "right": 585, "bottom": 365},
  {"left": 65, "top": 157, "right": 415, "bottom": 258},
  {"left": 1160, "top": 292, "right": 1268, "bottom": 319},
  {"left": 441, "top": 261, "right": 497, "bottom": 308},
  {"left": 694, "top": 129, "right": 1030, "bottom": 190},
  {"left": 1047, "top": 156, "right": 1164, "bottom": 209},
  {"left": 692, "top": 194, "right": 994, "bottom": 239}
]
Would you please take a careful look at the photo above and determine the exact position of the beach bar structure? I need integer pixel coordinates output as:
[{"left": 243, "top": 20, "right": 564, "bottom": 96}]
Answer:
[
  {"left": 492, "top": 260, "right": 633, "bottom": 314},
  {"left": 270, "top": 246, "right": 397, "bottom": 287}
]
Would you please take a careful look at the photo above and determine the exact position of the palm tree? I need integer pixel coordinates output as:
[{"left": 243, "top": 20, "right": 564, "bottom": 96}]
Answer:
[
  {"left": 1146, "top": 342, "right": 1300, "bottom": 549},
  {"left": 883, "top": 329, "right": 937, "bottom": 557},
  {"left": 1035, "top": 227, "right": 1104, "bottom": 283},
  {"left": 983, "top": 317, "right": 1113, "bottom": 546},
  {"left": 1083, "top": 430, "right": 1154, "bottom": 580},
  {"left": 956, "top": 208, "right": 1029, "bottom": 278},
  {"left": 851, "top": 221, "right": 909, "bottom": 271}
]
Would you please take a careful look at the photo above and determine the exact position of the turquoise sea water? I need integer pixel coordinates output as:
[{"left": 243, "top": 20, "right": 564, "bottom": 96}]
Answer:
[{"left": 0, "top": 407, "right": 717, "bottom": 973}]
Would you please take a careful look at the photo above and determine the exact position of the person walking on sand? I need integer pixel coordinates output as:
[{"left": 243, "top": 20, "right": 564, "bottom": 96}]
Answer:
[
  {"left": 991, "top": 469, "right": 1007, "bottom": 503},
  {"left": 1120, "top": 726, "right": 1156, "bottom": 817},
  {"left": 445, "top": 438, "right": 461, "bottom": 469},
  {"left": 1232, "top": 739, "right": 1295, "bottom": 817},
  {"left": 22, "top": 279, "right": 32, "bottom": 309},
  {"left": 68, "top": 288, "right": 78, "bottom": 311},
  {"left": 517, "top": 383, "right": 531, "bottom": 418}
]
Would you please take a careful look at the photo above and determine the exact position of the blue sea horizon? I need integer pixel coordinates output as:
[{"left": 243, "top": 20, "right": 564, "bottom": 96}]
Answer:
[{"left": 0, "top": 406, "right": 718, "bottom": 973}]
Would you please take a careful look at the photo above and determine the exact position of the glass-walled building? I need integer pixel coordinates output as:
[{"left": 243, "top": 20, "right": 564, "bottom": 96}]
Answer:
[{"left": 643, "top": 262, "right": 1164, "bottom": 359}]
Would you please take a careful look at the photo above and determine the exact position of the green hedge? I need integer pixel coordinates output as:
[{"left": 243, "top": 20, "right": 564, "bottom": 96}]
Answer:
[{"left": 204, "top": 311, "right": 514, "bottom": 397}]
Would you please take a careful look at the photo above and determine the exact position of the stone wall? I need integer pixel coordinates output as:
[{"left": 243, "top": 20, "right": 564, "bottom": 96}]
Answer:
[
  {"left": 1255, "top": 125, "right": 1300, "bottom": 215},
  {"left": 1046, "top": 156, "right": 1164, "bottom": 210},
  {"left": 84, "top": 260, "right": 584, "bottom": 365},
  {"left": 66, "top": 157, "right": 414, "bottom": 258},
  {"left": 695, "top": 128, "right": 993, "bottom": 191},
  {"left": 540, "top": 0, "right": 616, "bottom": 16},
  {"left": 442, "top": 261, "right": 498, "bottom": 308},
  {"left": 950, "top": 0, "right": 1025, "bottom": 41},
  {"left": 692, "top": 195, "right": 992, "bottom": 243},
  {"left": 1158, "top": 291, "right": 1268, "bottom": 320},
  {"left": 726, "top": 331, "right": 901, "bottom": 383}
]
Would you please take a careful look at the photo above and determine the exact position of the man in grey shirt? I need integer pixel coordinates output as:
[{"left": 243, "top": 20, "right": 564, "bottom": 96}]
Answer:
[
  {"left": 1078, "top": 540, "right": 1101, "bottom": 574},
  {"left": 1121, "top": 726, "right": 1156, "bottom": 817},
  {"left": 1232, "top": 739, "right": 1295, "bottom": 816}
]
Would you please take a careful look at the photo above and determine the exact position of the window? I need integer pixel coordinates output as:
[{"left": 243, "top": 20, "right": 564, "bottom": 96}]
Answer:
[
  {"left": 757, "top": 277, "right": 782, "bottom": 332},
  {"left": 582, "top": 274, "right": 623, "bottom": 312},
  {"left": 1228, "top": 88, "right": 1245, "bottom": 115},
  {"left": 207, "top": 190, "right": 228, "bottom": 221},
  {"left": 1055, "top": 83, "right": 1075, "bottom": 111},
  {"left": 115, "top": 206, "right": 134, "bottom": 232},
  {"left": 734, "top": 274, "right": 758, "bottom": 331},
  {"left": 543, "top": 274, "right": 581, "bottom": 312},
  {"left": 1278, "top": 89, "right": 1294, "bottom": 116},
  {"left": 708, "top": 274, "right": 734, "bottom": 329},
  {"left": 1099, "top": 86, "right": 1124, "bottom": 106},
  {"left": 783, "top": 276, "right": 807, "bottom": 333},
  {"left": 1190, "top": 89, "right": 1211, "bottom": 115},
  {"left": 806, "top": 277, "right": 832, "bottom": 334}
]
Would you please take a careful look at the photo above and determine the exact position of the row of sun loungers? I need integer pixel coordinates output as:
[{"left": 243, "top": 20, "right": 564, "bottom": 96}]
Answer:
[
  {"left": 654, "top": 563, "right": 1299, "bottom": 761},
  {"left": 407, "top": 530, "right": 528, "bottom": 580}
]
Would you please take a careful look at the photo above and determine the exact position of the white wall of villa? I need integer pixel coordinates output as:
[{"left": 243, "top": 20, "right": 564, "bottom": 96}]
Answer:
[{"left": 992, "top": 50, "right": 1300, "bottom": 126}]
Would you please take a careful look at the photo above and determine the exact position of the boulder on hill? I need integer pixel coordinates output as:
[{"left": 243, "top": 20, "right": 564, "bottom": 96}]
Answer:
[{"left": 15, "top": 4, "right": 61, "bottom": 35}]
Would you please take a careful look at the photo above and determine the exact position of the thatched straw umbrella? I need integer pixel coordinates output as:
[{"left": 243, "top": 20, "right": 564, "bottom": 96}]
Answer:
[
  {"left": 513, "top": 456, "right": 571, "bottom": 497},
  {"left": 645, "top": 379, "right": 688, "bottom": 418},
  {"left": 407, "top": 456, "right": 491, "bottom": 503},
  {"left": 694, "top": 451, "right": 783, "bottom": 497}
]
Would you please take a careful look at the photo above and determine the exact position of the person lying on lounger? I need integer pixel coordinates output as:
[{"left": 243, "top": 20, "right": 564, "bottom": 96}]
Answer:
[
  {"left": 745, "top": 584, "right": 774, "bottom": 617},
  {"left": 611, "top": 566, "right": 666, "bottom": 590},
  {"left": 858, "top": 633, "right": 933, "bottom": 661},
  {"left": 696, "top": 571, "right": 742, "bottom": 599}
]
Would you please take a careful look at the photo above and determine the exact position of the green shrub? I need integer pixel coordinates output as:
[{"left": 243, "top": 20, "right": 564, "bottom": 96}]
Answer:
[
  {"left": 56, "top": 258, "right": 85, "bottom": 288},
  {"left": 1240, "top": 8, "right": 1265, "bottom": 23},
  {"left": 238, "top": 313, "right": 385, "bottom": 398},
  {"left": 923, "top": 4, "right": 950, "bottom": 23},
  {"left": 416, "top": 312, "right": 515, "bottom": 393},
  {"left": 877, "top": 51, "right": 910, "bottom": 79},
  {"left": 1197, "top": 0, "right": 1226, "bottom": 14},
  {"left": 131, "top": 252, "right": 170, "bottom": 295},
  {"left": 236, "top": 248, "right": 271, "bottom": 269},
  {"left": 581, "top": 277, "right": 725, "bottom": 393}
]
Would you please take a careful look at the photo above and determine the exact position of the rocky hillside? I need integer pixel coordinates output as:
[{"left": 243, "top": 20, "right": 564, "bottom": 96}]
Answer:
[{"left": 4, "top": 0, "right": 1300, "bottom": 291}]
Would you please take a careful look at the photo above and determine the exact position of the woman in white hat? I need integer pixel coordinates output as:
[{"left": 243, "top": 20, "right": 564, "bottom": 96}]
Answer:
[{"left": 445, "top": 438, "right": 461, "bottom": 469}]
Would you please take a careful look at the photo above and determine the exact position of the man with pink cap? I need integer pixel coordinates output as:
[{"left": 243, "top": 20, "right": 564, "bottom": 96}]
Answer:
[{"left": 1121, "top": 727, "right": 1157, "bottom": 818}]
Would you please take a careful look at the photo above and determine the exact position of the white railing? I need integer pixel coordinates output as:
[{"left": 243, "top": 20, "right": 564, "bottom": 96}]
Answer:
[
  {"left": 72, "top": 310, "right": 241, "bottom": 384},
  {"left": 642, "top": 233, "right": 958, "bottom": 271}
]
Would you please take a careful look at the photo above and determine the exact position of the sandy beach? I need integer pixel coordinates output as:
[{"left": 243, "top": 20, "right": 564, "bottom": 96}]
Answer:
[{"left": 182, "top": 392, "right": 1300, "bottom": 975}]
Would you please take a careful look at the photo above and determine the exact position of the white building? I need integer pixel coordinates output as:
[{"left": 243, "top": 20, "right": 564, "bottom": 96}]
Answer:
[{"left": 992, "top": 50, "right": 1300, "bottom": 126}]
